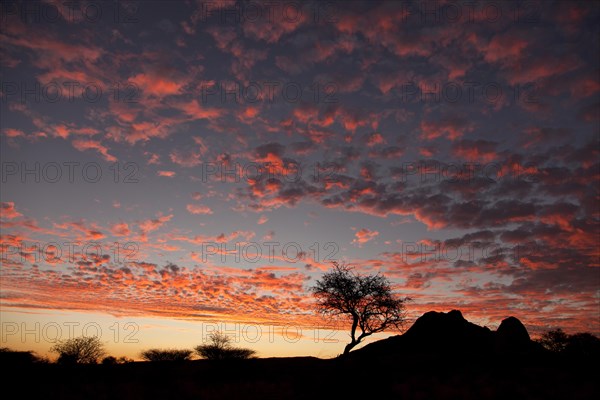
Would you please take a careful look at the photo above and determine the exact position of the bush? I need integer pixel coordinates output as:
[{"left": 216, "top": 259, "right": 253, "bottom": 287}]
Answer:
[
  {"left": 0, "top": 347, "right": 46, "bottom": 365},
  {"left": 195, "top": 331, "right": 256, "bottom": 360},
  {"left": 50, "top": 336, "right": 106, "bottom": 364},
  {"left": 102, "top": 355, "right": 134, "bottom": 364},
  {"left": 101, "top": 356, "right": 118, "bottom": 365},
  {"left": 537, "top": 329, "right": 569, "bottom": 353},
  {"left": 537, "top": 329, "right": 600, "bottom": 358},
  {"left": 140, "top": 349, "right": 193, "bottom": 362}
]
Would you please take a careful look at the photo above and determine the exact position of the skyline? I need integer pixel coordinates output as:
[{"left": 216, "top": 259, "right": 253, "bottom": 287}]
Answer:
[{"left": 1, "top": 0, "right": 599, "bottom": 360}]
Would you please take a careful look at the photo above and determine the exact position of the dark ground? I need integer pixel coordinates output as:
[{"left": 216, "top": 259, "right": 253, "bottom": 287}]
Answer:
[{"left": 6, "top": 355, "right": 599, "bottom": 400}]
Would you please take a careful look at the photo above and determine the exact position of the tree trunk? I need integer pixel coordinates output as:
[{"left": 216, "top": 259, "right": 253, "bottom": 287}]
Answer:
[
  {"left": 341, "top": 329, "right": 372, "bottom": 357},
  {"left": 342, "top": 340, "right": 357, "bottom": 356},
  {"left": 342, "top": 314, "right": 360, "bottom": 356}
]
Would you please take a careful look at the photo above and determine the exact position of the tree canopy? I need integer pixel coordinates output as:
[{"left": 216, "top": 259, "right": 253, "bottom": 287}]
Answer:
[
  {"left": 140, "top": 349, "right": 193, "bottom": 362},
  {"left": 50, "top": 336, "right": 106, "bottom": 364},
  {"left": 312, "top": 262, "right": 410, "bottom": 355},
  {"left": 195, "top": 331, "right": 256, "bottom": 360}
]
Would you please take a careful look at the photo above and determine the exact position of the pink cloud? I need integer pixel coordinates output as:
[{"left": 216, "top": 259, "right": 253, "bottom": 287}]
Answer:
[
  {"left": 186, "top": 204, "right": 213, "bottom": 215},
  {"left": 505, "top": 56, "right": 581, "bottom": 85},
  {"left": 3, "top": 128, "right": 25, "bottom": 138},
  {"left": 170, "top": 137, "right": 209, "bottom": 167},
  {"left": 483, "top": 32, "right": 529, "bottom": 63},
  {"left": 1, "top": 30, "right": 103, "bottom": 63},
  {"left": 130, "top": 72, "right": 185, "bottom": 97},
  {"left": 145, "top": 152, "right": 160, "bottom": 165},
  {"left": 1, "top": 202, "right": 23, "bottom": 219},
  {"left": 366, "top": 132, "right": 386, "bottom": 147},
  {"left": 111, "top": 222, "right": 131, "bottom": 237},
  {"left": 139, "top": 214, "right": 173, "bottom": 236},
  {"left": 452, "top": 140, "right": 498, "bottom": 163},
  {"left": 177, "top": 99, "right": 224, "bottom": 120},
  {"left": 352, "top": 228, "right": 379, "bottom": 246},
  {"left": 53, "top": 220, "right": 106, "bottom": 241},
  {"left": 71, "top": 139, "right": 117, "bottom": 162},
  {"left": 420, "top": 116, "right": 473, "bottom": 141},
  {"left": 241, "top": 6, "right": 307, "bottom": 43},
  {"left": 158, "top": 171, "right": 176, "bottom": 177}
]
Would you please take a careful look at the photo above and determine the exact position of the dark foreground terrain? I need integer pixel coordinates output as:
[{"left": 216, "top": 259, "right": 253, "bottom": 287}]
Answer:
[
  {"left": 5, "top": 311, "right": 599, "bottom": 399},
  {"left": 5, "top": 355, "right": 599, "bottom": 400}
]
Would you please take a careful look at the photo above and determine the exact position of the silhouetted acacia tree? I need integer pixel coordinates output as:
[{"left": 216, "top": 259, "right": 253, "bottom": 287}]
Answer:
[
  {"left": 140, "top": 349, "right": 193, "bottom": 362},
  {"left": 195, "top": 331, "right": 256, "bottom": 360},
  {"left": 312, "top": 262, "right": 410, "bottom": 355},
  {"left": 537, "top": 329, "right": 570, "bottom": 353},
  {"left": 50, "top": 336, "right": 106, "bottom": 364}
]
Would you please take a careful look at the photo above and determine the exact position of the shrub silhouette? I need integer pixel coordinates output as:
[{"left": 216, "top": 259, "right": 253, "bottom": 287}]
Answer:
[
  {"left": 140, "top": 349, "right": 193, "bottom": 362},
  {"left": 312, "top": 261, "right": 410, "bottom": 355},
  {"left": 538, "top": 329, "right": 600, "bottom": 358},
  {"left": 101, "top": 355, "right": 134, "bottom": 364},
  {"left": 101, "top": 356, "right": 118, "bottom": 365},
  {"left": 195, "top": 331, "right": 256, "bottom": 360},
  {"left": 537, "top": 328, "right": 569, "bottom": 353},
  {"left": 0, "top": 347, "right": 46, "bottom": 365},
  {"left": 50, "top": 336, "right": 106, "bottom": 364}
]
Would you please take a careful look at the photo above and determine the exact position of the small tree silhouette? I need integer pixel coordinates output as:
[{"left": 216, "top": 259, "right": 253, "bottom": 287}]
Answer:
[
  {"left": 537, "top": 329, "right": 569, "bottom": 353},
  {"left": 140, "top": 349, "right": 193, "bottom": 362},
  {"left": 50, "top": 336, "right": 106, "bottom": 364},
  {"left": 312, "top": 262, "right": 410, "bottom": 356},
  {"left": 195, "top": 331, "right": 256, "bottom": 360}
]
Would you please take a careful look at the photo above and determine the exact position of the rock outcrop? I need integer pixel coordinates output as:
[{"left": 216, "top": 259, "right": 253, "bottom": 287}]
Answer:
[{"left": 351, "top": 310, "right": 541, "bottom": 360}]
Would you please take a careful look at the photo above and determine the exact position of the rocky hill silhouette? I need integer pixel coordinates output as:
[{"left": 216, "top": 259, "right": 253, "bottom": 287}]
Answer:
[{"left": 350, "top": 310, "right": 545, "bottom": 360}]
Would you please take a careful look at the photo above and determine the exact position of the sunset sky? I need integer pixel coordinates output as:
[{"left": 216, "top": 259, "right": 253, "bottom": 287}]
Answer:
[{"left": 1, "top": 1, "right": 599, "bottom": 360}]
